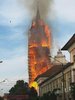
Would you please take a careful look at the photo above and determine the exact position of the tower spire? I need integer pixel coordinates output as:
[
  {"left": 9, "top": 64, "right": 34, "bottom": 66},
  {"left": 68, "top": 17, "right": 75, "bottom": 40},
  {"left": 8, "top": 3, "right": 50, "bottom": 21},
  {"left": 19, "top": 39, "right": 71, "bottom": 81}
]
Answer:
[
  {"left": 35, "top": 2, "right": 40, "bottom": 23},
  {"left": 36, "top": 6, "right": 40, "bottom": 20}
]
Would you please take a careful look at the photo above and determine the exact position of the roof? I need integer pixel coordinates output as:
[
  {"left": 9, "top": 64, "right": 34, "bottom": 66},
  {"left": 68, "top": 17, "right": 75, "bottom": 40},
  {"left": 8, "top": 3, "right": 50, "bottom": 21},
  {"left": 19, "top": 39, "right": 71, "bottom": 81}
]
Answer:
[
  {"left": 61, "top": 34, "right": 75, "bottom": 50},
  {"left": 35, "top": 64, "right": 62, "bottom": 81},
  {"left": 35, "top": 62, "right": 73, "bottom": 86}
]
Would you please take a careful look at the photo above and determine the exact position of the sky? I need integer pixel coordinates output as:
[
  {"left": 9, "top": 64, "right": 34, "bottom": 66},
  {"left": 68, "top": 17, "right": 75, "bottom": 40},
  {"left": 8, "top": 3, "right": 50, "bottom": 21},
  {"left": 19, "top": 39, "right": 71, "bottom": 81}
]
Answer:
[{"left": 0, "top": 0, "right": 75, "bottom": 96}]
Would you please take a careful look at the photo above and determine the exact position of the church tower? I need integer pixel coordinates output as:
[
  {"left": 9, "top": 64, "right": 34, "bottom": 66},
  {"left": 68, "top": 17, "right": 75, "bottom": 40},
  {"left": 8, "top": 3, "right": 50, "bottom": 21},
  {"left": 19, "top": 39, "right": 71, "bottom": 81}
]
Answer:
[{"left": 28, "top": 8, "right": 52, "bottom": 84}]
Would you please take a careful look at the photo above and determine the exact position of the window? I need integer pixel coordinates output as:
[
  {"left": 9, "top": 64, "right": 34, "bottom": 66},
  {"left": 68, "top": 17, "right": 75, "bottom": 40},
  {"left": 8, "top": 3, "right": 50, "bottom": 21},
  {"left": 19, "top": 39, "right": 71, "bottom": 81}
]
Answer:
[
  {"left": 73, "top": 70, "right": 75, "bottom": 82},
  {"left": 73, "top": 55, "right": 75, "bottom": 62}
]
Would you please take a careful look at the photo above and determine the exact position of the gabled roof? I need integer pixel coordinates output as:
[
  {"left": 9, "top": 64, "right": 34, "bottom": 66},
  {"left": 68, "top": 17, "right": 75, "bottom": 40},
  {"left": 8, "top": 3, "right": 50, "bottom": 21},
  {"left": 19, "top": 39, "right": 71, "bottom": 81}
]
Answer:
[
  {"left": 34, "top": 62, "right": 73, "bottom": 85},
  {"left": 61, "top": 34, "right": 75, "bottom": 50},
  {"left": 39, "top": 63, "right": 73, "bottom": 86},
  {"left": 35, "top": 64, "right": 62, "bottom": 81}
]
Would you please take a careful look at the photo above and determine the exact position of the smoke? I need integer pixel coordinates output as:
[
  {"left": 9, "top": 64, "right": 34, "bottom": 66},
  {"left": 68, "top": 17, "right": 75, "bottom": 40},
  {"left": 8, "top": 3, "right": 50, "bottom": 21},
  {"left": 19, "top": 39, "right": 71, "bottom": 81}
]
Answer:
[
  {"left": 33, "top": 0, "right": 52, "bottom": 20},
  {"left": 19, "top": 0, "right": 52, "bottom": 20}
]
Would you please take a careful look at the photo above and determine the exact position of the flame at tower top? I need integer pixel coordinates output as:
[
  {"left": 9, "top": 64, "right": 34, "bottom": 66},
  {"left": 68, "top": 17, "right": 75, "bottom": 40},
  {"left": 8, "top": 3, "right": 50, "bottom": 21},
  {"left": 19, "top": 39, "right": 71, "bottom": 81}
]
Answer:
[{"left": 28, "top": 7, "right": 52, "bottom": 84}]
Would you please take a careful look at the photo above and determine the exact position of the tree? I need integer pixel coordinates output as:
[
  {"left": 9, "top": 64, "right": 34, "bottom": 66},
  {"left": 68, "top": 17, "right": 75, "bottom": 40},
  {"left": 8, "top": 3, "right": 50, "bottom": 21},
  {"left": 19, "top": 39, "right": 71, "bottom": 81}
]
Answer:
[
  {"left": 71, "top": 83, "right": 75, "bottom": 100},
  {"left": 29, "top": 87, "right": 38, "bottom": 100},
  {"left": 30, "top": 87, "right": 38, "bottom": 97},
  {"left": 9, "top": 80, "right": 30, "bottom": 95},
  {"left": 0, "top": 96, "right": 3, "bottom": 100},
  {"left": 40, "top": 90, "right": 57, "bottom": 100}
]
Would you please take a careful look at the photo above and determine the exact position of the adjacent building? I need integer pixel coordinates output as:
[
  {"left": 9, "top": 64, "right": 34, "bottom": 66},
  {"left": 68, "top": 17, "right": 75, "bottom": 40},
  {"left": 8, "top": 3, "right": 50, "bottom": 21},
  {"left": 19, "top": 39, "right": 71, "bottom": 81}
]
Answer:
[{"left": 35, "top": 34, "right": 75, "bottom": 100}]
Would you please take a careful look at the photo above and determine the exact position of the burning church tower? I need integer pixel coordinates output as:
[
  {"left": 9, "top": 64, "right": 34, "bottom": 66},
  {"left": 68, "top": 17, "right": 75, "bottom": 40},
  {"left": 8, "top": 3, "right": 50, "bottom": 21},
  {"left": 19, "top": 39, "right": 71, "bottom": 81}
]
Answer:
[{"left": 28, "top": 8, "right": 52, "bottom": 84}]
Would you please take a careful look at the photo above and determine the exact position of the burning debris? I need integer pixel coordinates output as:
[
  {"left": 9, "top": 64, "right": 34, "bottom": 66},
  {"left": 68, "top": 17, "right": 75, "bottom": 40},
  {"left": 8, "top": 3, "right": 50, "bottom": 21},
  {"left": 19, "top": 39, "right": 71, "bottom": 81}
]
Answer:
[{"left": 28, "top": 8, "right": 52, "bottom": 84}]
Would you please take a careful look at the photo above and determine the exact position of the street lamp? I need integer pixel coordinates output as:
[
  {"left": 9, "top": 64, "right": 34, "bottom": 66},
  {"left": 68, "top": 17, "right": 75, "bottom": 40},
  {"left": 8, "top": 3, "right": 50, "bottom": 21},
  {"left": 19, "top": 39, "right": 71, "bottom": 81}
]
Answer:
[{"left": 49, "top": 55, "right": 66, "bottom": 100}]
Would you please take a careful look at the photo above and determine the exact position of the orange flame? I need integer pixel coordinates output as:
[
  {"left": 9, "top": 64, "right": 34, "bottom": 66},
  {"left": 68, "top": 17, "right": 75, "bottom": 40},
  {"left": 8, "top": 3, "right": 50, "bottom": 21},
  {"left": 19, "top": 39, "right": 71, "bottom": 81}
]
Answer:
[{"left": 28, "top": 19, "right": 51, "bottom": 84}]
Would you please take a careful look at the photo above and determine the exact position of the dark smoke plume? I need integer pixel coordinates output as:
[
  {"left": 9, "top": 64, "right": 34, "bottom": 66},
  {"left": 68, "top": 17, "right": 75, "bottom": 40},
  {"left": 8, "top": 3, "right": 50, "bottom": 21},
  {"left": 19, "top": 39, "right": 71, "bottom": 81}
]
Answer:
[{"left": 19, "top": 0, "right": 52, "bottom": 20}]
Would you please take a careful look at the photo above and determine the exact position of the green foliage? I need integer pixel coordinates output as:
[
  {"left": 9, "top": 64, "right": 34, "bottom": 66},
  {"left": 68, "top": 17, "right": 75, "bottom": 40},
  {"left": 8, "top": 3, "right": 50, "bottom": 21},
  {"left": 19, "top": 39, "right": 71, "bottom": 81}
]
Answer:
[
  {"left": 9, "top": 80, "right": 30, "bottom": 95},
  {"left": 30, "top": 87, "right": 38, "bottom": 97},
  {"left": 29, "top": 87, "right": 38, "bottom": 100},
  {"left": 9, "top": 80, "right": 39, "bottom": 100},
  {"left": 71, "top": 83, "right": 75, "bottom": 100},
  {"left": 0, "top": 96, "right": 3, "bottom": 100},
  {"left": 40, "top": 91, "right": 57, "bottom": 100}
]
